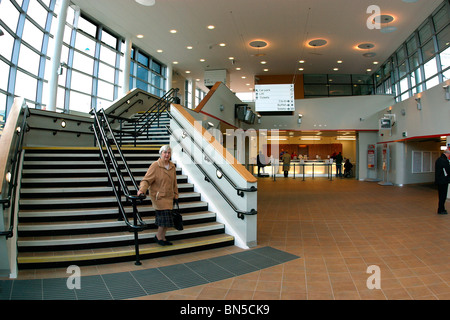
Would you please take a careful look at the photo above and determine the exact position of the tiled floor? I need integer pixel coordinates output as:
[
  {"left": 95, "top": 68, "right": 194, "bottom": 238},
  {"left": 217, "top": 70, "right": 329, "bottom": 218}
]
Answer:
[{"left": 7, "top": 178, "right": 450, "bottom": 300}]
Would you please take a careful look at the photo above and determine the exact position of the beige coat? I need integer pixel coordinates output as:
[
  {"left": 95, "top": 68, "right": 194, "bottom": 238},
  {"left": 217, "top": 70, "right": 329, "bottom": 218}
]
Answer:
[{"left": 139, "top": 158, "right": 179, "bottom": 210}]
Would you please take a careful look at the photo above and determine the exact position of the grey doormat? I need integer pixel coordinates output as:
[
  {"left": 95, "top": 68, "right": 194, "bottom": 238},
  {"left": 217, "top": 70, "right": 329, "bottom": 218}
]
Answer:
[{"left": 0, "top": 246, "right": 299, "bottom": 300}]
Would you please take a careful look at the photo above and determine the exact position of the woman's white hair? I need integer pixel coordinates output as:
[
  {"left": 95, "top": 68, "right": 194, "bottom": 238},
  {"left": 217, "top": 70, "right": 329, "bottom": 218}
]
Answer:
[{"left": 159, "top": 144, "right": 171, "bottom": 154}]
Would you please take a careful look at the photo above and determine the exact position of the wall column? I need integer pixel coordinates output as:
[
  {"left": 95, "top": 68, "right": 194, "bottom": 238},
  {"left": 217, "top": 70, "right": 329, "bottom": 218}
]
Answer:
[
  {"left": 122, "top": 37, "right": 132, "bottom": 96},
  {"left": 47, "top": 0, "right": 70, "bottom": 112}
]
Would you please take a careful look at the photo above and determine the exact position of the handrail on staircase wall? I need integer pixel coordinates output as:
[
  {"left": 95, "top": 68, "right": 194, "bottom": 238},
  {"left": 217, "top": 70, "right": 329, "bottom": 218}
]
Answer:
[
  {"left": 90, "top": 108, "right": 147, "bottom": 265},
  {"left": 0, "top": 101, "right": 29, "bottom": 239}
]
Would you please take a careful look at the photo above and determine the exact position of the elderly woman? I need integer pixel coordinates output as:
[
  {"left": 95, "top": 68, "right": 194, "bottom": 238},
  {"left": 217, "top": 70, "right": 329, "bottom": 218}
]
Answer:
[{"left": 137, "top": 145, "right": 178, "bottom": 246}]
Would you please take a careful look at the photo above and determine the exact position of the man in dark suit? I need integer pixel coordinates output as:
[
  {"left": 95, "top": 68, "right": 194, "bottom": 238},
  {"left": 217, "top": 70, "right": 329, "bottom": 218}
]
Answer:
[{"left": 435, "top": 148, "right": 450, "bottom": 214}]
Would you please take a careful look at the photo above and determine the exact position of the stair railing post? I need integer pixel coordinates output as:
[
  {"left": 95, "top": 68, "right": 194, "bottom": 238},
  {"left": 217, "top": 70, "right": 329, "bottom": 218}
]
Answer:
[{"left": 132, "top": 198, "right": 142, "bottom": 266}]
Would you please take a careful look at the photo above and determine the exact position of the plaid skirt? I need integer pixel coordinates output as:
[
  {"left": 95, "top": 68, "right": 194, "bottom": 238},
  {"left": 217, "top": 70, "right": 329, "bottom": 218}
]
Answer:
[{"left": 155, "top": 209, "right": 174, "bottom": 227}]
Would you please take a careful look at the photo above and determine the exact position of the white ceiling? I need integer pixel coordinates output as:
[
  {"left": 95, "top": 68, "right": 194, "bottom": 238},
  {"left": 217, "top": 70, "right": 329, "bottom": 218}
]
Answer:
[{"left": 71, "top": 0, "right": 444, "bottom": 93}]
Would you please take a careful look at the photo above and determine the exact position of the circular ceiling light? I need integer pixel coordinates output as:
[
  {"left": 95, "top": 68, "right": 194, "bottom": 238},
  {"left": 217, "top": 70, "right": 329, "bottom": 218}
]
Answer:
[
  {"left": 308, "top": 39, "right": 327, "bottom": 47},
  {"left": 358, "top": 43, "right": 375, "bottom": 50},
  {"left": 135, "top": 0, "right": 155, "bottom": 6},
  {"left": 207, "top": 25, "right": 215, "bottom": 30},
  {"left": 249, "top": 40, "right": 268, "bottom": 48},
  {"left": 377, "top": 14, "right": 394, "bottom": 24},
  {"left": 363, "top": 52, "right": 377, "bottom": 58}
]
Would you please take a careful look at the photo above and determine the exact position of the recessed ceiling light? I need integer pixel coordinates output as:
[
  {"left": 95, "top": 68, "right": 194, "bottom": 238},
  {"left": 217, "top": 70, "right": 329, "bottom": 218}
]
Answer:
[
  {"left": 298, "top": 68, "right": 304, "bottom": 71},
  {"left": 207, "top": 25, "right": 215, "bottom": 30},
  {"left": 173, "top": 61, "right": 178, "bottom": 64},
  {"left": 185, "top": 71, "right": 191, "bottom": 74},
  {"left": 337, "top": 60, "right": 343, "bottom": 64},
  {"left": 135, "top": 0, "right": 155, "bottom": 6},
  {"left": 236, "top": 67, "right": 241, "bottom": 70},
  {"left": 246, "top": 83, "right": 250, "bottom": 86},
  {"left": 299, "top": 60, "right": 305, "bottom": 63},
  {"left": 156, "top": 49, "right": 163, "bottom": 53},
  {"left": 219, "top": 43, "right": 226, "bottom": 47},
  {"left": 136, "top": 34, "right": 144, "bottom": 38},
  {"left": 170, "top": 29, "right": 177, "bottom": 34},
  {"left": 229, "top": 57, "right": 234, "bottom": 60},
  {"left": 241, "top": 76, "right": 246, "bottom": 79},
  {"left": 373, "top": 61, "right": 379, "bottom": 65},
  {"left": 200, "top": 59, "right": 205, "bottom": 62},
  {"left": 333, "top": 68, "right": 339, "bottom": 71},
  {"left": 187, "top": 46, "right": 193, "bottom": 49},
  {"left": 367, "top": 69, "right": 372, "bottom": 72},
  {"left": 260, "top": 61, "right": 267, "bottom": 64},
  {"left": 263, "top": 69, "right": 269, "bottom": 72}
]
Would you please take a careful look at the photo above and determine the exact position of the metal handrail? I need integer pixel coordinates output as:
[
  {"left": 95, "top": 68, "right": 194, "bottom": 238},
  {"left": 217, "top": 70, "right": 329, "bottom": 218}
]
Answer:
[
  {"left": 168, "top": 112, "right": 257, "bottom": 197},
  {"left": 90, "top": 108, "right": 146, "bottom": 265},
  {"left": 167, "top": 125, "right": 257, "bottom": 220},
  {"left": 132, "top": 88, "right": 179, "bottom": 140},
  {"left": 0, "top": 106, "right": 29, "bottom": 238}
]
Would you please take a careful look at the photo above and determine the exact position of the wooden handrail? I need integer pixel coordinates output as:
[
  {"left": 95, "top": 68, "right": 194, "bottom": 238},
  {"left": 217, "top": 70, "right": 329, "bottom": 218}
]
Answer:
[
  {"left": 193, "top": 82, "right": 221, "bottom": 113},
  {"left": 0, "top": 98, "right": 26, "bottom": 196},
  {"left": 171, "top": 104, "right": 257, "bottom": 183}
]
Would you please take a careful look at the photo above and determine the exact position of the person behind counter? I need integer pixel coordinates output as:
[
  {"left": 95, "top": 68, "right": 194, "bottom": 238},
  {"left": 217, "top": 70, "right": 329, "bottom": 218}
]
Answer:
[{"left": 281, "top": 151, "right": 291, "bottom": 177}]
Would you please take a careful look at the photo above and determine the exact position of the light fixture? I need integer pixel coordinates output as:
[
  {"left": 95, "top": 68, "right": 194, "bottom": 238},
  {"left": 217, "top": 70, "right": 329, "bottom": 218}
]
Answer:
[
  {"left": 135, "top": 0, "right": 155, "bottom": 5},
  {"left": 207, "top": 25, "right": 215, "bottom": 30},
  {"left": 5, "top": 172, "right": 11, "bottom": 183},
  {"left": 156, "top": 49, "right": 163, "bottom": 53},
  {"left": 301, "top": 136, "right": 321, "bottom": 141},
  {"left": 298, "top": 114, "right": 303, "bottom": 124},
  {"left": 186, "top": 46, "right": 193, "bottom": 50},
  {"left": 260, "top": 61, "right": 267, "bottom": 64},
  {"left": 136, "top": 34, "right": 144, "bottom": 39},
  {"left": 170, "top": 29, "right": 177, "bottom": 34},
  {"left": 415, "top": 97, "right": 422, "bottom": 110},
  {"left": 337, "top": 60, "right": 343, "bottom": 64},
  {"left": 185, "top": 71, "right": 191, "bottom": 74},
  {"left": 61, "top": 120, "right": 66, "bottom": 128},
  {"left": 206, "top": 122, "right": 214, "bottom": 130},
  {"left": 299, "top": 60, "right": 305, "bottom": 63},
  {"left": 263, "top": 69, "right": 269, "bottom": 72},
  {"left": 333, "top": 68, "right": 339, "bottom": 71},
  {"left": 219, "top": 43, "right": 226, "bottom": 47},
  {"left": 200, "top": 58, "right": 206, "bottom": 62},
  {"left": 443, "top": 84, "right": 450, "bottom": 100},
  {"left": 216, "top": 169, "right": 223, "bottom": 179},
  {"left": 173, "top": 61, "right": 179, "bottom": 64}
]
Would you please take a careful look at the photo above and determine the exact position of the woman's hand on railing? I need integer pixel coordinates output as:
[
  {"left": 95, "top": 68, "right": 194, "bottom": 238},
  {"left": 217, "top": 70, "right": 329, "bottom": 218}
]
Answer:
[{"left": 137, "top": 190, "right": 146, "bottom": 198}]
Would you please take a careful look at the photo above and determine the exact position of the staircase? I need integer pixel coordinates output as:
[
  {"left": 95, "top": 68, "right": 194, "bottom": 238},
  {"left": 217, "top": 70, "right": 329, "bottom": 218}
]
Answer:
[{"left": 16, "top": 112, "right": 234, "bottom": 269}]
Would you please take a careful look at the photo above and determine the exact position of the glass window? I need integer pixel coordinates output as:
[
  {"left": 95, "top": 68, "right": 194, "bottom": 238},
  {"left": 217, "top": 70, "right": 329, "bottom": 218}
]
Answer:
[
  {"left": 136, "top": 65, "right": 148, "bottom": 81},
  {"left": 421, "top": 39, "right": 436, "bottom": 62},
  {"left": 136, "top": 79, "right": 147, "bottom": 91},
  {"left": 0, "top": 60, "right": 10, "bottom": 91},
  {"left": 406, "top": 35, "right": 418, "bottom": 55},
  {"left": 26, "top": 0, "right": 49, "bottom": 28},
  {"left": 137, "top": 52, "right": 149, "bottom": 66},
  {"left": 303, "top": 74, "right": 327, "bottom": 84},
  {"left": 424, "top": 57, "right": 438, "bottom": 79},
  {"left": 304, "top": 84, "right": 328, "bottom": 96},
  {"left": 396, "top": 46, "right": 406, "bottom": 63},
  {"left": 71, "top": 70, "right": 93, "bottom": 93},
  {"left": 15, "top": 70, "right": 37, "bottom": 102},
  {"left": 101, "top": 30, "right": 117, "bottom": 48},
  {"left": 410, "top": 68, "right": 422, "bottom": 86},
  {"left": 409, "top": 52, "right": 420, "bottom": 70},
  {"left": 150, "top": 60, "right": 162, "bottom": 74},
  {"left": 72, "top": 51, "right": 94, "bottom": 75},
  {"left": 0, "top": 0, "right": 20, "bottom": 33},
  {"left": 100, "top": 45, "right": 116, "bottom": 66},
  {"left": 328, "top": 74, "right": 351, "bottom": 84},
  {"left": 443, "top": 68, "right": 450, "bottom": 81},
  {"left": 0, "top": 29, "right": 15, "bottom": 60},
  {"left": 432, "top": 5, "right": 449, "bottom": 32},
  {"left": 426, "top": 75, "right": 439, "bottom": 89},
  {"left": 419, "top": 21, "right": 433, "bottom": 43},
  {"left": 69, "top": 90, "right": 91, "bottom": 113},
  {"left": 98, "top": 63, "right": 115, "bottom": 81},
  {"left": 78, "top": 16, "right": 97, "bottom": 38},
  {"left": 22, "top": 18, "right": 44, "bottom": 50},
  {"left": 97, "top": 80, "right": 114, "bottom": 100},
  {"left": 329, "top": 84, "right": 352, "bottom": 96},
  {"left": 17, "top": 44, "right": 41, "bottom": 75},
  {"left": 399, "top": 77, "right": 409, "bottom": 93},
  {"left": 398, "top": 61, "right": 408, "bottom": 78},
  {"left": 436, "top": 24, "right": 450, "bottom": 52},
  {"left": 74, "top": 32, "right": 96, "bottom": 57},
  {"left": 440, "top": 47, "right": 450, "bottom": 70}
]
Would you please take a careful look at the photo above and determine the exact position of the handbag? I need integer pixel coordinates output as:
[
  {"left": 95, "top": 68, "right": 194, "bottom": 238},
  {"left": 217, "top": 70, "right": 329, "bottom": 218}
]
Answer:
[{"left": 172, "top": 199, "right": 183, "bottom": 231}]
